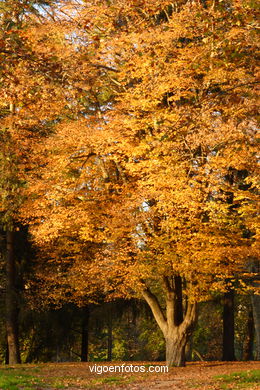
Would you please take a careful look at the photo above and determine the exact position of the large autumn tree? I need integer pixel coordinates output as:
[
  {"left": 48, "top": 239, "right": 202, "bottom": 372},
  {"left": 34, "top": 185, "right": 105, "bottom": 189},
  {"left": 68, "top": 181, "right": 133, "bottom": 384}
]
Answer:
[
  {"left": 0, "top": 0, "right": 86, "bottom": 363},
  {"left": 22, "top": 0, "right": 259, "bottom": 366}
]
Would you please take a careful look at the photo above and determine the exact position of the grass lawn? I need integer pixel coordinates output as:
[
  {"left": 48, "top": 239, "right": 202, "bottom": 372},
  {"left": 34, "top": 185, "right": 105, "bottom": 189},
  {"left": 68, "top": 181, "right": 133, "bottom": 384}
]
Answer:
[
  {"left": 0, "top": 367, "right": 41, "bottom": 390},
  {"left": 215, "top": 369, "right": 260, "bottom": 389}
]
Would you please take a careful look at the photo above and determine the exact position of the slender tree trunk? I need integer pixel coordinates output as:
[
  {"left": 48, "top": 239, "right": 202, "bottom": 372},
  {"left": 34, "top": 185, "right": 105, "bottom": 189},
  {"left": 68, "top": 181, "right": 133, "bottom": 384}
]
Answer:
[
  {"left": 107, "top": 306, "right": 113, "bottom": 361},
  {"left": 142, "top": 276, "right": 197, "bottom": 367},
  {"left": 5, "top": 230, "right": 21, "bottom": 364},
  {"left": 249, "top": 259, "right": 260, "bottom": 360},
  {"left": 243, "top": 306, "right": 254, "bottom": 361},
  {"left": 251, "top": 294, "right": 260, "bottom": 360},
  {"left": 222, "top": 290, "right": 236, "bottom": 361},
  {"left": 81, "top": 306, "right": 89, "bottom": 362},
  {"left": 5, "top": 340, "right": 9, "bottom": 365}
]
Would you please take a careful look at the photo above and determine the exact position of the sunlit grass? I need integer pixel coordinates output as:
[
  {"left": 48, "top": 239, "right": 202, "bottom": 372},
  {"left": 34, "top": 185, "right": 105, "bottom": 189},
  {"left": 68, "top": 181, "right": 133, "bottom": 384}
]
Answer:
[
  {"left": 215, "top": 369, "right": 260, "bottom": 389},
  {"left": 0, "top": 368, "right": 41, "bottom": 390},
  {"left": 93, "top": 374, "right": 136, "bottom": 383}
]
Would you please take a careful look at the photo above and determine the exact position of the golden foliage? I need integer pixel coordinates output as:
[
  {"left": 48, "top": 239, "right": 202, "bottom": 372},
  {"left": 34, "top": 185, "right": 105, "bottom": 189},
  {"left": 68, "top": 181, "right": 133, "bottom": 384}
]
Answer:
[{"left": 7, "top": 0, "right": 258, "bottom": 304}]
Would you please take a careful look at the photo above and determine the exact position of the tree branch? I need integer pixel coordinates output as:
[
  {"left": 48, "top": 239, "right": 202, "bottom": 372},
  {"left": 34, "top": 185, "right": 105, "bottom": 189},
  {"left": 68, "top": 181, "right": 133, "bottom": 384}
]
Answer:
[
  {"left": 141, "top": 285, "right": 168, "bottom": 336},
  {"left": 180, "top": 301, "right": 197, "bottom": 333},
  {"left": 90, "top": 63, "right": 119, "bottom": 73}
]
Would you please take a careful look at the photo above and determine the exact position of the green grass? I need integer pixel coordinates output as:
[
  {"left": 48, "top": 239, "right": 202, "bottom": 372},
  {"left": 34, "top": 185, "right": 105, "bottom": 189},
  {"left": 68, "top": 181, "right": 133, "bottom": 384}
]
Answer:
[
  {"left": 91, "top": 375, "right": 136, "bottom": 387},
  {"left": 215, "top": 369, "right": 260, "bottom": 389},
  {"left": 51, "top": 379, "right": 67, "bottom": 389},
  {"left": 0, "top": 368, "right": 41, "bottom": 390},
  {"left": 0, "top": 368, "right": 67, "bottom": 390},
  {"left": 99, "top": 376, "right": 123, "bottom": 383}
]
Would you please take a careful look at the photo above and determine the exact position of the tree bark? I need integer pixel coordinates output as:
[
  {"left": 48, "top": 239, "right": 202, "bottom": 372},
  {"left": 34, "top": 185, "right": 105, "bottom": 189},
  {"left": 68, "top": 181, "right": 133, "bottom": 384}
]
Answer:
[
  {"left": 81, "top": 306, "right": 89, "bottom": 362},
  {"left": 107, "top": 306, "right": 113, "bottom": 361},
  {"left": 222, "top": 290, "right": 236, "bottom": 361},
  {"left": 165, "top": 330, "right": 187, "bottom": 367},
  {"left": 249, "top": 259, "right": 260, "bottom": 360},
  {"left": 142, "top": 277, "right": 197, "bottom": 367},
  {"left": 165, "top": 301, "right": 196, "bottom": 367},
  {"left": 251, "top": 294, "right": 260, "bottom": 360},
  {"left": 243, "top": 306, "right": 254, "bottom": 361},
  {"left": 5, "top": 230, "right": 21, "bottom": 364}
]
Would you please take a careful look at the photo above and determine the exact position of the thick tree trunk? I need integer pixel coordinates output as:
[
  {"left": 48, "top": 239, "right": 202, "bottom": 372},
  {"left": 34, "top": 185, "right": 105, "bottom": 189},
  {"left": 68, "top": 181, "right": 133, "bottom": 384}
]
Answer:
[
  {"left": 5, "top": 230, "right": 21, "bottom": 364},
  {"left": 165, "top": 300, "right": 196, "bottom": 367},
  {"left": 165, "top": 330, "right": 187, "bottom": 367},
  {"left": 81, "top": 306, "right": 89, "bottom": 362},
  {"left": 142, "top": 276, "right": 197, "bottom": 367},
  {"left": 222, "top": 290, "right": 236, "bottom": 361}
]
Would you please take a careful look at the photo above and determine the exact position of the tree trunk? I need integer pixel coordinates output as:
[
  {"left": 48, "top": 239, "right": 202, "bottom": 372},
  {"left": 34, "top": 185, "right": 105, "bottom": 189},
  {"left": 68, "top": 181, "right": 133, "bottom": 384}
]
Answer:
[
  {"left": 107, "top": 306, "right": 113, "bottom": 361},
  {"left": 142, "top": 276, "right": 197, "bottom": 367},
  {"left": 251, "top": 293, "right": 260, "bottom": 360},
  {"left": 165, "top": 330, "right": 187, "bottom": 367},
  {"left": 250, "top": 259, "right": 260, "bottom": 360},
  {"left": 81, "top": 306, "right": 89, "bottom": 362},
  {"left": 5, "top": 230, "right": 21, "bottom": 364},
  {"left": 243, "top": 306, "right": 254, "bottom": 361},
  {"left": 222, "top": 290, "right": 236, "bottom": 361}
]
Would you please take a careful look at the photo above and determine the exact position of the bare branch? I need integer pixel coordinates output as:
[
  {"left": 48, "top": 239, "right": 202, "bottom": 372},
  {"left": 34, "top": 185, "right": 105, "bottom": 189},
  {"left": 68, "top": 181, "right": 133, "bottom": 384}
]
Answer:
[{"left": 141, "top": 285, "right": 168, "bottom": 336}]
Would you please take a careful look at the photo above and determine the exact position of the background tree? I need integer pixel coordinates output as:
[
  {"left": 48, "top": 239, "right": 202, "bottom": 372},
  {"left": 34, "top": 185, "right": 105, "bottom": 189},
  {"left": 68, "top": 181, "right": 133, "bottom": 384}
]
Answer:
[{"left": 0, "top": 0, "right": 84, "bottom": 363}]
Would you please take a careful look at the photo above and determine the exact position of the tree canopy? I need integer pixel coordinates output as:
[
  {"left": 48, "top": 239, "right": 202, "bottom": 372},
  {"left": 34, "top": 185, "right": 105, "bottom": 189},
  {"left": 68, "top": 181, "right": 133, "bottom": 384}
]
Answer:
[{"left": 1, "top": 0, "right": 259, "bottom": 366}]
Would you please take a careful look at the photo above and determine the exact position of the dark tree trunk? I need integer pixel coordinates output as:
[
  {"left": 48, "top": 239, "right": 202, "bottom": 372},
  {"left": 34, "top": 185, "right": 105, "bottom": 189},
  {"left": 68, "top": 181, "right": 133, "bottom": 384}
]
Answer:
[
  {"left": 5, "top": 230, "right": 21, "bottom": 364},
  {"left": 107, "top": 307, "right": 113, "bottom": 361},
  {"left": 81, "top": 306, "right": 90, "bottom": 362},
  {"left": 174, "top": 275, "right": 183, "bottom": 325},
  {"left": 251, "top": 293, "right": 260, "bottom": 360},
  {"left": 250, "top": 259, "right": 260, "bottom": 360},
  {"left": 243, "top": 306, "right": 254, "bottom": 361},
  {"left": 5, "top": 340, "right": 9, "bottom": 365},
  {"left": 222, "top": 290, "right": 236, "bottom": 361}
]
